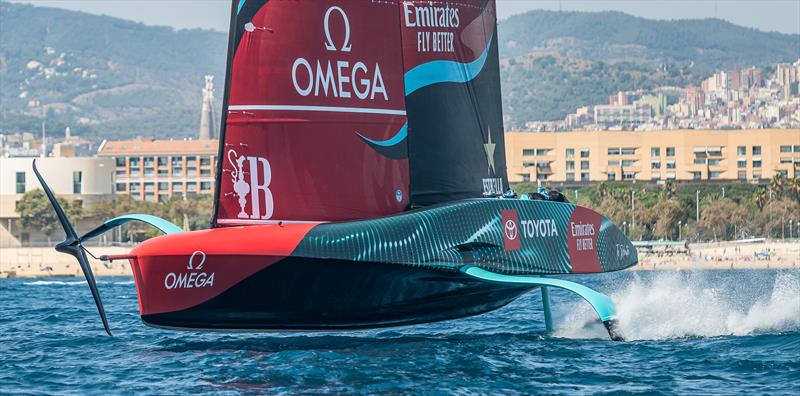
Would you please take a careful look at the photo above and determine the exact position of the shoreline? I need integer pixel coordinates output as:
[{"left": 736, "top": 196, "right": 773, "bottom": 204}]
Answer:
[
  {"left": 2, "top": 241, "right": 797, "bottom": 278},
  {"left": 0, "top": 246, "right": 130, "bottom": 279},
  {"left": 631, "top": 260, "right": 798, "bottom": 271},
  {"left": 2, "top": 263, "right": 797, "bottom": 279},
  {"left": 2, "top": 263, "right": 796, "bottom": 280}
]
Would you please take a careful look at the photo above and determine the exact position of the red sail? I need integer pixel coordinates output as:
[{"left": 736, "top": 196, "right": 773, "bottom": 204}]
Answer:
[
  {"left": 215, "top": 1, "right": 409, "bottom": 225},
  {"left": 214, "top": 0, "right": 505, "bottom": 225}
]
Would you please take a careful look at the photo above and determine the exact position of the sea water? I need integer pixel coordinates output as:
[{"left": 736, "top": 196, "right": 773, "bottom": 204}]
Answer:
[{"left": 1, "top": 270, "right": 798, "bottom": 394}]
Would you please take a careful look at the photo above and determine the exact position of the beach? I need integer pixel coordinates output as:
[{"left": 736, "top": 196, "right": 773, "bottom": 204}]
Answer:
[
  {"left": 1, "top": 240, "right": 797, "bottom": 278},
  {"left": 0, "top": 246, "right": 130, "bottom": 278},
  {"left": 634, "top": 240, "right": 800, "bottom": 271}
]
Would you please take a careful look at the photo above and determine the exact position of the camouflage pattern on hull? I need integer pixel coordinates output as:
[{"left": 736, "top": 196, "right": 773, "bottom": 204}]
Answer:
[{"left": 293, "top": 199, "right": 637, "bottom": 275}]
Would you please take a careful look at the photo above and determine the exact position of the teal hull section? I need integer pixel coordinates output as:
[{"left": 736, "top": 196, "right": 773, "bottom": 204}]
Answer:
[{"left": 294, "top": 199, "right": 637, "bottom": 275}]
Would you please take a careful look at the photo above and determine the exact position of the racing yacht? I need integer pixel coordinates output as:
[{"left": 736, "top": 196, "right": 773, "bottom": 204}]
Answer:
[{"left": 37, "top": 0, "right": 636, "bottom": 340}]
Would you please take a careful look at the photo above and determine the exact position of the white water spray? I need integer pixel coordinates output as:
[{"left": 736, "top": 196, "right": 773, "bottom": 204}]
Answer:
[{"left": 553, "top": 271, "right": 800, "bottom": 340}]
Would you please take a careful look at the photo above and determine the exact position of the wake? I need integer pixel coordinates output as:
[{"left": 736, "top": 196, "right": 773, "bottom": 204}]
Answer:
[{"left": 553, "top": 270, "right": 800, "bottom": 341}]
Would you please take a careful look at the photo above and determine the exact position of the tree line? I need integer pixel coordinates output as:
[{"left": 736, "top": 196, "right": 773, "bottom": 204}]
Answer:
[
  {"left": 516, "top": 173, "right": 800, "bottom": 242},
  {"left": 16, "top": 192, "right": 213, "bottom": 243},
  {"left": 14, "top": 173, "right": 800, "bottom": 243}
]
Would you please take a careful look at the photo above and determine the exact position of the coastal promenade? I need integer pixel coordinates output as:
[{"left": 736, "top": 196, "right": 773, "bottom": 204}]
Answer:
[
  {"left": 0, "top": 246, "right": 130, "bottom": 278},
  {"left": 1, "top": 241, "right": 796, "bottom": 278},
  {"left": 634, "top": 240, "right": 799, "bottom": 270}
]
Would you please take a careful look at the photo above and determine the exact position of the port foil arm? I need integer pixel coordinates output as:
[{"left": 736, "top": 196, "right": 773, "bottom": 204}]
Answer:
[
  {"left": 460, "top": 265, "right": 623, "bottom": 341},
  {"left": 81, "top": 214, "right": 183, "bottom": 242}
]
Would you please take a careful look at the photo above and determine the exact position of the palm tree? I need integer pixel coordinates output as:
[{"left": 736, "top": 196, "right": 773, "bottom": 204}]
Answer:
[
  {"left": 701, "top": 192, "right": 721, "bottom": 206},
  {"left": 659, "top": 180, "right": 676, "bottom": 200},
  {"left": 596, "top": 182, "right": 610, "bottom": 200},
  {"left": 753, "top": 187, "right": 768, "bottom": 211},
  {"left": 792, "top": 177, "right": 800, "bottom": 203},
  {"left": 769, "top": 172, "right": 787, "bottom": 200}
]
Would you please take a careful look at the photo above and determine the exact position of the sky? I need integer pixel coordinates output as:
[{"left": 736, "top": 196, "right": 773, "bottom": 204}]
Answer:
[{"left": 6, "top": 0, "right": 800, "bottom": 35}]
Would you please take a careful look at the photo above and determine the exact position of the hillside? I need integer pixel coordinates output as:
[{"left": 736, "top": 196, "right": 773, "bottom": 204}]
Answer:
[
  {"left": 1, "top": 3, "right": 798, "bottom": 137},
  {"left": 0, "top": 1, "right": 227, "bottom": 140},
  {"left": 497, "top": 10, "right": 800, "bottom": 126}
]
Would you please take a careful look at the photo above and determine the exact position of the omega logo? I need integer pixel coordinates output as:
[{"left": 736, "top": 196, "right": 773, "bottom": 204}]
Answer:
[
  {"left": 291, "top": 5, "right": 388, "bottom": 101},
  {"left": 187, "top": 250, "right": 205, "bottom": 270},
  {"left": 324, "top": 6, "right": 351, "bottom": 52},
  {"left": 164, "top": 250, "right": 216, "bottom": 290}
]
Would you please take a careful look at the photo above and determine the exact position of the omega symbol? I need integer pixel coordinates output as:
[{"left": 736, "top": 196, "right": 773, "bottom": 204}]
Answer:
[
  {"left": 187, "top": 250, "right": 206, "bottom": 270},
  {"left": 323, "top": 6, "right": 351, "bottom": 52}
]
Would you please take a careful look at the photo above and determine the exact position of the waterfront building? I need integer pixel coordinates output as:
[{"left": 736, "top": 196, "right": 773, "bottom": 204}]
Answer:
[
  {"left": 0, "top": 156, "right": 115, "bottom": 246},
  {"left": 505, "top": 129, "right": 800, "bottom": 184},
  {"left": 96, "top": 138, "right": 218, "bottom": 202}
]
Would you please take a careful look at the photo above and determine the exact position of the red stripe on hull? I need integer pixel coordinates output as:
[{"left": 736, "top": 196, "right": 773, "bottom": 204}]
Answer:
[{"left": 127, "top": 223, "right": 318, "bottom": 315}]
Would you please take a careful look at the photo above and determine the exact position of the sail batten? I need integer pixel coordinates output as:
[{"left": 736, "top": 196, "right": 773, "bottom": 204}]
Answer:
[{"left": 228, "top": 105, "right": 407, "bottom": 115}]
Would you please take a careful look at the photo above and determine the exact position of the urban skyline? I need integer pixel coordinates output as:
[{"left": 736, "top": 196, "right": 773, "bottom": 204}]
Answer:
[{"left": 525, "top": 58, "right": 800, "bottom": 132}]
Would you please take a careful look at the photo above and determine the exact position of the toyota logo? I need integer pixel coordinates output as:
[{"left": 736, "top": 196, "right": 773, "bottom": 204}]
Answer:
[{"left": 504, "top": 219, "right": 518, "bottom": 241}]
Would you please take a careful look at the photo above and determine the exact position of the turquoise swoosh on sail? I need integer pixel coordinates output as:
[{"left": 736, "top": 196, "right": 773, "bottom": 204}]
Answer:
[
  {"left": 355, "top": 122, "right": 408, "bottom": 160},
  {"left": 356, "top": 123, "right": 407, "bottom": 147},
  {"left": 357, "top": 33, "right": 494, "bottom": 158},
  {"left": 237, "top": 0, "right": 246, "bottom": 14},
  {"left": 404, "top": 32, "right": 493, "bottom": 96}
]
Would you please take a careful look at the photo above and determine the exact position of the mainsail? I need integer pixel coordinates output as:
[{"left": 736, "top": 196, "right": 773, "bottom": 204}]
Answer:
[{"left": 214, "top": 0, "right": 506, "bottom": 225}]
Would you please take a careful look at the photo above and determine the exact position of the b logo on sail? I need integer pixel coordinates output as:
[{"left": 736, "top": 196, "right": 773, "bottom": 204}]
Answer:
[
  {"left": 228, "top": 149, "right": 274, "bottom": 220},
  {"left": 291, "top": 6, "right": 388, "bottom": 101}
]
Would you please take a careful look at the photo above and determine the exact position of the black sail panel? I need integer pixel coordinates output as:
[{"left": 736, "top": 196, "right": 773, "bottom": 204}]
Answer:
[{"left": 400, "top": 0, "right": 508, "bottom": 207}]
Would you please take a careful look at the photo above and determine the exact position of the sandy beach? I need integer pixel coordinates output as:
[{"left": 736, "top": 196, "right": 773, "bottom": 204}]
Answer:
[
  {"left": 0, "top": 246, "right": 131, "bottom": 278},
  {"left": 633, "top": 240, "right": 800, "bottom": 271},
  {"left": 0, "top": 240, "right": 797, "bottom": 278}
]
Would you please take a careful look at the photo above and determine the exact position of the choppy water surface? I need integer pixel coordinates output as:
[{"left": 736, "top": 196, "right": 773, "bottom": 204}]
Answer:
[{"left": 1, "top": 270, "right": 798, "bottom": 394}]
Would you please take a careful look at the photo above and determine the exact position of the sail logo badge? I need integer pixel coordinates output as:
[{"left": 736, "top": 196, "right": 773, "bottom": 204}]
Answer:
[
  {"left": 482, "top": 126, "right": 503, "bottom": 196},
  {"left": 291, "top": 6, "right": 388, "bottom": 101},
  {"left": 228, "top": 149, "right": 274, "bottom": 220},
  {"left": 164, "top": 251, "right": 216, "bottom": 290},
  {"left": 501, "top": 210, "right": 521, "bottom": 251}
]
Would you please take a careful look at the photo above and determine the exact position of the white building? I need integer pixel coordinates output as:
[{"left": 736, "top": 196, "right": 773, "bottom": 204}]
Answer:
[{"left": 0, "top": 157, "right": 114, "bottom": 246}]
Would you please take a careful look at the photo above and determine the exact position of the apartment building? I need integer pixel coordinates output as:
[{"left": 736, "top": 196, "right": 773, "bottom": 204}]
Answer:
[
  {"left": 97, "top": 139, "right": 218, "bottom": 201},
  {"left": 505, "top": 129, "right": 800, "bottom": 184},
  {"left": 0, "top": 156, "right": 115, "bottom": 246}
]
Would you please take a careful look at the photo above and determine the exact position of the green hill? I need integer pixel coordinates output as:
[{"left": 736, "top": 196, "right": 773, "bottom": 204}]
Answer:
[
  {"left": 0, "top": 1, "right": 227, "bottom": 140},
  {"left": 498, "top": 10, "right": 800, "bottom": 126},
  {"left": 499, "top": 10, "right": 798, "bottom": 70},
  {"left": 1, "top": 3, "right": 798, "bottom": 137}
]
